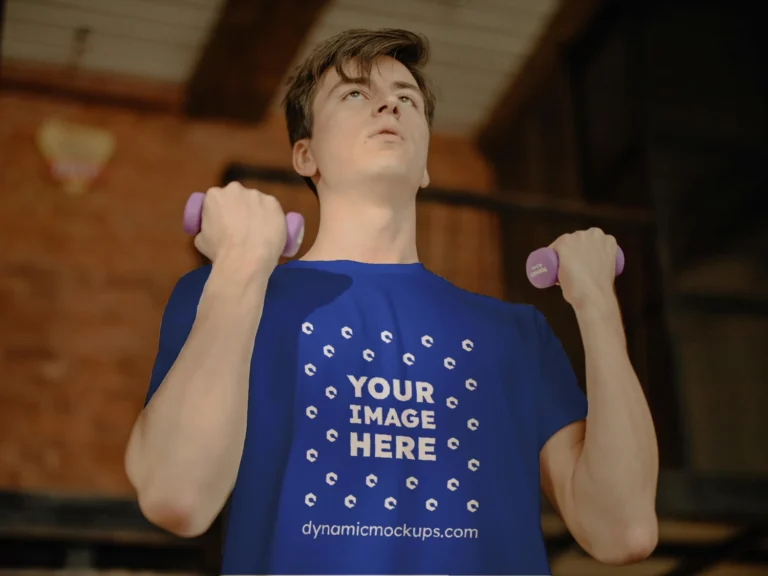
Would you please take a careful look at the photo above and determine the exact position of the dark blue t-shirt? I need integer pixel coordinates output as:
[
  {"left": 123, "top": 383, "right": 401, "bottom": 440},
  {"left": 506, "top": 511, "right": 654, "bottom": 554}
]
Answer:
[{"left": 145, "top": 260, "right": 587, "bottom": 575}]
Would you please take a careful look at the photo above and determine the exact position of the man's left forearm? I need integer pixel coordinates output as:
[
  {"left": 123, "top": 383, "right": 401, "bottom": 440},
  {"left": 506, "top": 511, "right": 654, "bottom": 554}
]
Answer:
[{"left": 572, "top": 290, "right": 659, "bottom": 559}]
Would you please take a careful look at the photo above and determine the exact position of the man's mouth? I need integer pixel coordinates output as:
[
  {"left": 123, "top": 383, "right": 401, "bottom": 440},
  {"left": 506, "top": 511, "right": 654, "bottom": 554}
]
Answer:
[{"left": 373, "top": 129, "right": 402, "bottom": 139}]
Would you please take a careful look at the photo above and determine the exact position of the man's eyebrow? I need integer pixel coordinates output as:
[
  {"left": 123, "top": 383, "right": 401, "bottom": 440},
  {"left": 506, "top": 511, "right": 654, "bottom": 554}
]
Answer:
[
  {"left": 328, "top": 78, "right": 423, "bottom": 98},
  {"left": 328, "top": 77, "right": 369, "bottom": 95},
  {"left": 392, "top": 80, "right": 421, "bottom": 94}
]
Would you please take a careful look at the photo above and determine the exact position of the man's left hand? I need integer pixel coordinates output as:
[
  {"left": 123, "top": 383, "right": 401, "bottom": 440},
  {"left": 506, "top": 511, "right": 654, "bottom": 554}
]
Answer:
[{"left": 550, "top": 228, "right": 618, "bottom": 310}]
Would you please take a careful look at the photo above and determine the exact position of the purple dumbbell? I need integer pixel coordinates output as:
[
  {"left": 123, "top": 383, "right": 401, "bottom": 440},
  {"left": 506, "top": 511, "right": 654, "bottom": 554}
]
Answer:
[
  {"left": 183, "top": 191, "right": 305, "bottom": 258},
  {"left": 526, "top": 246, "right": 625, "bottom": 289}
]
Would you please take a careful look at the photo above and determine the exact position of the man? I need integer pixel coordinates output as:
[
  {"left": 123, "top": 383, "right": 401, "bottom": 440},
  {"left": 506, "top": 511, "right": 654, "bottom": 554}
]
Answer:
[{"left": 125, "top": 29, "right": 659, "bottom": 575}]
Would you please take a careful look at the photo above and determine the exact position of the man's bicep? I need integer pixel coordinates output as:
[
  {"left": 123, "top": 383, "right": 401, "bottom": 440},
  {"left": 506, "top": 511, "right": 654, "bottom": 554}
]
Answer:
[
  {"left": 540, "top": 419, "right": 590, "bottom": 548},
  {"left": 529, "top": 307, "right": 592, "bottom": 548},
  {"left": 531, "top": 307, "right": 588, "bottom": 450},
  {"left": 144, "top": 267, "right": 208, "bottom": 407},
  {"left": 540, "top": 419, "right": 584, "bottom": 514},
  {"left": 145, "top": 333, "right": 181, "bottom": 408}
]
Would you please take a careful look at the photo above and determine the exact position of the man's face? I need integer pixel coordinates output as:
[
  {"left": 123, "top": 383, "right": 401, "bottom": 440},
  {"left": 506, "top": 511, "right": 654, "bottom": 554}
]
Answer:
[{"left": 293, "top": 56, "right": 431, "bottom": 198}]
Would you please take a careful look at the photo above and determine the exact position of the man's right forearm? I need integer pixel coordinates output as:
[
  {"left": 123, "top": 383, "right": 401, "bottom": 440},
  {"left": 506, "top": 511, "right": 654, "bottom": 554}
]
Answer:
[{"left": 125, "top": 253, "right": 273, "bottom": 537}]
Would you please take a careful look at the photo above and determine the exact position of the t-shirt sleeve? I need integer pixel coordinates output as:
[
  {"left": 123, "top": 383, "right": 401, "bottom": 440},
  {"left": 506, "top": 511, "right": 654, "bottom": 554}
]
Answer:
[
  {"left": 144, "top": 266, "right": 209, "bottom": 408},
  {"left": 532, "top": 307, "right": 588, "bottom": 451}
]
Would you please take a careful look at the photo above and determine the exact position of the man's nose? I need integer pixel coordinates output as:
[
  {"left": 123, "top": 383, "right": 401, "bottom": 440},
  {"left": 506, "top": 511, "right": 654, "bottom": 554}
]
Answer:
[{"left": 375, "top": 95, "right": 400, "bottom": 118}]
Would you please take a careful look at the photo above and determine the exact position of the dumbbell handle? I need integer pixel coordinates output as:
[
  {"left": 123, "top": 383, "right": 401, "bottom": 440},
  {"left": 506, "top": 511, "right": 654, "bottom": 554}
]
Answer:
[
  {"left": 182, "top": 191, "right": 305, "bottom": 258},
  {"left": 526, "top": 246, "right": 625, "bottom": 289}
]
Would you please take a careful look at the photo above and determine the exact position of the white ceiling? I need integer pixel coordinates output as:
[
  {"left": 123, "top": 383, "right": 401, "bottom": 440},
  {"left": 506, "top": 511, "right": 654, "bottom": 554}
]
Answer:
[
  {"left": 1, "top": 0, "right": 560, "bottom": 135},
  {"left": 1, "top": 0, "right": 227, "bottom": 80}
]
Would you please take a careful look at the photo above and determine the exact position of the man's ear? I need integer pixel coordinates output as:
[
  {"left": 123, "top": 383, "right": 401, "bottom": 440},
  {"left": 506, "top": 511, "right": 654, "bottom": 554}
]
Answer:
[
  {"left": 420, "top": 167, "right": 430, "bottom": 189},
  {"left": 292, "top": 139, "right": 317, "bottom": 178}
]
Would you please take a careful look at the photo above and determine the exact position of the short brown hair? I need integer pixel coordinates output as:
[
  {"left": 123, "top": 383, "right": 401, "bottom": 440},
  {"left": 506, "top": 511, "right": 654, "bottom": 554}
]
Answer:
[{"left": 282, "top": 28, "right": 436, "bottom": 194}]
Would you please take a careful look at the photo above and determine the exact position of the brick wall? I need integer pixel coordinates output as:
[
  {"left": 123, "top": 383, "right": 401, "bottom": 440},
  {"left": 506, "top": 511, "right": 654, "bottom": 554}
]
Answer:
[{"left": 0, "top": 92, "right": 501, "bottom": 496}]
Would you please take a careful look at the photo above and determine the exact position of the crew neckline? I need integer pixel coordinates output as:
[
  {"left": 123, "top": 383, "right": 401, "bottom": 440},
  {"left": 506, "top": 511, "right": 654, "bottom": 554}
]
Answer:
[{"left": 279, "top": 259, "right": 427, "bottom": 275}]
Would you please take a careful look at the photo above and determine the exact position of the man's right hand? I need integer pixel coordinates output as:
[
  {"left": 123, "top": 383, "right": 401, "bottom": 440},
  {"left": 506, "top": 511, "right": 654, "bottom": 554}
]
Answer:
[{"left": 193, "top": 181, "right": 287, "bottom": 269}]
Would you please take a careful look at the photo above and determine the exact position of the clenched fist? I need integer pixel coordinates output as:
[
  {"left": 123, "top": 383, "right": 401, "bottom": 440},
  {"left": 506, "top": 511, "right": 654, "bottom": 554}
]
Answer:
[
  {"left": 193, "top": 182, "right": 287, "bottom": 270},
  {"left": 550, "top": 227, "right": 618, "bottom": 309}
]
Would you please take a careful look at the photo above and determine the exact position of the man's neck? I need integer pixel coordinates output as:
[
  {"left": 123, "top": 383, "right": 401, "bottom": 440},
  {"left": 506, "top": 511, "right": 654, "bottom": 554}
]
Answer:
[{"left": 300, "top": 193, "right": 419, "bottom": 264}]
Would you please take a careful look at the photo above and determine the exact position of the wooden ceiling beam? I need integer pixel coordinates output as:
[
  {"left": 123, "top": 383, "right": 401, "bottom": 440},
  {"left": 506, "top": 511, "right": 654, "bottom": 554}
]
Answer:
[
  {"left": 476, "top": 0, "right": 603, "bottom": 158},
  {"left": 184, "top": 0, "right": 331, "bottom": 124}
]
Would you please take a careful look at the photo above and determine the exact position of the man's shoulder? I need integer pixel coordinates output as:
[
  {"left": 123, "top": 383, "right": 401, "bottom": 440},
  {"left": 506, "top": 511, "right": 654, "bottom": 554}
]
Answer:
[
  {"left": 425, "top": 270, "right": 536, "bottom": 323},
  {"left": 172, "top": 264, "right": 212, "bottom": 296},
  {"left": 163, "top": 265, "right": 212, "bottom": 314}
]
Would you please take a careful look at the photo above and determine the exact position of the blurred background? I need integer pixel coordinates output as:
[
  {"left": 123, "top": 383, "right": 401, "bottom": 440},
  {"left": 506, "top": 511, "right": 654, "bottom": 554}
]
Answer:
[{"left": 0, "top": 0, "right": 767, "bottom": 574}]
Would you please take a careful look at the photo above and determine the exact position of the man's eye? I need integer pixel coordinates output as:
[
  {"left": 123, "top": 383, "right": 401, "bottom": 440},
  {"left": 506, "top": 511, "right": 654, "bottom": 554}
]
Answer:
[
  {"left": 399, "top": 95, "right": 417, "bottom": 106},
  {"left": 345, "top": 91, "right": 363, "bottom": 99}
]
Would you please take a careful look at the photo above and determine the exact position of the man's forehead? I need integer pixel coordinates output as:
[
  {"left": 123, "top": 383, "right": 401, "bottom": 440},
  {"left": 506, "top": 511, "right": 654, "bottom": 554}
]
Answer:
[{"left": 319, "top": 56, "right": 417, "bottom": 91}]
